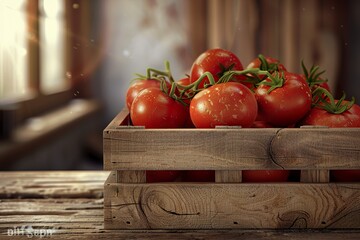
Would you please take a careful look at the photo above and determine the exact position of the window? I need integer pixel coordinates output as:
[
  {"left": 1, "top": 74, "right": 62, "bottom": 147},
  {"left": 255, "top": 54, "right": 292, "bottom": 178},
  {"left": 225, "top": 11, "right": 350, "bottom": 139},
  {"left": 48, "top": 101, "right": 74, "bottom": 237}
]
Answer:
[
  {"left": 39, "top": 0, "right": 68, "bottom": 93},
  {"left": 0, "top": 0, "right": 71, "bottom": 123},
  {"left": 0, "top": 0, "right": 28, "bottom": 99}
]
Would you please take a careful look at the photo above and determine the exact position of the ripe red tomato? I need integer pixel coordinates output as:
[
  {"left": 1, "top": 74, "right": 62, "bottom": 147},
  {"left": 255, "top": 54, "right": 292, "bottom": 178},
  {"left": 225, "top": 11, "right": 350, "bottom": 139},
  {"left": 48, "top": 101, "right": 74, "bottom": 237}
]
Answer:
[
  {"left": 190, "top": 82, "right": 258, "bottom": 128},
  {"left": 330, "top": 170, "right": 360, "bottom": 182},
  {"left": 126, "top": 79, "right": 163, "bottom": 110},
  {"left": 130, "top": 88, "right": 187, "bottom": 128},
  {"left": 146, "top": 170, "right": 180, "bottom": 183},
  {"left": 255, "top": 72, "right": 312, "bottom": 127},
  {"left": 301, "top": 101, "right": 360, "bottom": 127},
  {"left": 183, "top": 170, "right": 215, "bottom": 182},
  {"left": 178, "top": 77, "right": 190, "bottom": 85},
  {"left": 242, "top": 170, "right": 290, "bottom": 182},
  {"left": 252, "top": 121, "right": 273, "bottom": 128},
  {"left": 189, "top": 48, "right": 245, "bottom": 88}
]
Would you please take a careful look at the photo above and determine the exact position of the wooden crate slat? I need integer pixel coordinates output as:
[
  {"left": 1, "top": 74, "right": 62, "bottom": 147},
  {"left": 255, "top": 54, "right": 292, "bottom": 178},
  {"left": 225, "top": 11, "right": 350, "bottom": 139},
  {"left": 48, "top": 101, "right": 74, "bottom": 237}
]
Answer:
[
  {"left": 104, "top": 127, "right": 360, "bottom": 170},
  {"left": 272, "top": 128, "right": 360, "bottom": 169},
  {"left": 104, "top": 128, "right": 280, "bottom": 170},
  {"left": 104, "top": 108, "right": 360, "bottom": 170},
  {"left": 104, "top": 179, "right": 360, "bottom": 229}
]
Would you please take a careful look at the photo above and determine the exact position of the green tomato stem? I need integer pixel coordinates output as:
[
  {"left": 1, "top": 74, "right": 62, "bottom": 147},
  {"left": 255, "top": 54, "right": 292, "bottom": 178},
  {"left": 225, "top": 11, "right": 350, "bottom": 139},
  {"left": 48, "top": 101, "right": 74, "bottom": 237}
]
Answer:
[
  {"left": 164, "top": 60, "right": 175, "bottom": 83},
  {"left": 312, "top": 87, "right": 355, "bottom": 114}
]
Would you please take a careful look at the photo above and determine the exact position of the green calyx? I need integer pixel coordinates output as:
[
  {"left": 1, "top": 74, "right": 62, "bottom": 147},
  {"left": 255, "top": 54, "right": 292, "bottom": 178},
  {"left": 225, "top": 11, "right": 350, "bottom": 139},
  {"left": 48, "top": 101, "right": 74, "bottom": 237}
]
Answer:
[
  {"left": 216, "top": 63, "right": 236, "bottom": 79},
  {"left": 258, "top": 54, "right": 281, "bottom": 73},
  {"left": 257, "top": 71, "right": 285, "bottom": 93},
  {"left": 312, "top": 87, "right": 355, "bottom": 114},
  {"left": 240, "top": 54, "right": 283, "bottom": 88},
  {"left": 301, "top": 61, "right": 328, "bottom": 88}
]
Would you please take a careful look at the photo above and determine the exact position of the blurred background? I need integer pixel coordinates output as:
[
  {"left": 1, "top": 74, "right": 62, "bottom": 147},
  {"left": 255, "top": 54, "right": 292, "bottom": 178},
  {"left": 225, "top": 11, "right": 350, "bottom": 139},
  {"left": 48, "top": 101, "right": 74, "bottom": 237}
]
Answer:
[{"left": 0, "top": 0, "right": 358, "bottom": 170}]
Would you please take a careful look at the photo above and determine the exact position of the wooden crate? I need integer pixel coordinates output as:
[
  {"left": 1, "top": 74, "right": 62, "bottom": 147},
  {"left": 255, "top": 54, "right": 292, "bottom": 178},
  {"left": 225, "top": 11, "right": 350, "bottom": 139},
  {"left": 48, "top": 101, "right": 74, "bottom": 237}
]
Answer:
[{"left": 103, "top": 108, "right": 360, "bottom": 230}]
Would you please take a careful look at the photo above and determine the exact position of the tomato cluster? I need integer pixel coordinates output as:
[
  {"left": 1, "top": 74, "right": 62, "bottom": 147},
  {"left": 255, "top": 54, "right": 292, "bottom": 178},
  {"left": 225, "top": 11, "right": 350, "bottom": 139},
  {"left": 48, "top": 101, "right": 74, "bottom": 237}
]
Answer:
[{"left": 125, "top": 48, "right": 360, "bottom": 183}]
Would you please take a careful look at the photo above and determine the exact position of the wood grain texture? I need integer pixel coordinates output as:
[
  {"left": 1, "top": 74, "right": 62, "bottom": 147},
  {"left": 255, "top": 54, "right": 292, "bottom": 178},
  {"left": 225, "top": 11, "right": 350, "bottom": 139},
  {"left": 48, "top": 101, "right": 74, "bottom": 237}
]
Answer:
[
  {"left": 104, "top": 176, "right": 360, "bottom": 229},
  {"left": 301, "top": 170, "right": 330, "bottom": 183},
  {"left": 207, "top": 0, "right": 224, "bottom": 48},
  {"left": 0, "top": 171, "right": 108, "bottom": 199},
  {"left": 104, "top": 127, "right": 280, "bottom": 170},
  {"left": 259, "top": 0, "right": 281, "bottom": 58},
  {"left": 281, "top": 0, "right": 299, "bottom": 73},
  {"left": 215, "top": 170, "right": 242, "bottom": 183},
  {"left": 104, "top": 110, "right": 360, "bottom": 170},
  {"left": 1, "top": 171, "right": 360, "bottom": 239},
  {"left": 231, "top": 0, "right": 258, "bottom": 64},
  {"left": 270, "top": 128, "right": 360, "bottom": 169},
  {"left": 116, "top": 170, "right": 146, "bottom": 183}
]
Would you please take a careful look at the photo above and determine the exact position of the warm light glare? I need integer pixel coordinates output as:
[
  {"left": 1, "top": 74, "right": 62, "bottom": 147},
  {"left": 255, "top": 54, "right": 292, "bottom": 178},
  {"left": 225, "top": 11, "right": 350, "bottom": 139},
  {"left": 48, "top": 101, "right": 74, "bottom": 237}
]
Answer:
[
  {"left": 1, "top": 0, "right": 24, "bottom": 9},
  {"left": 0, "top": 0, "right": 27, "bottom": 99},
  {"left": 42, "top": 0, "right": 62, "bottom": 17},
  {"left": 40, "top": 0, "right": 67, "bottom": 93}
]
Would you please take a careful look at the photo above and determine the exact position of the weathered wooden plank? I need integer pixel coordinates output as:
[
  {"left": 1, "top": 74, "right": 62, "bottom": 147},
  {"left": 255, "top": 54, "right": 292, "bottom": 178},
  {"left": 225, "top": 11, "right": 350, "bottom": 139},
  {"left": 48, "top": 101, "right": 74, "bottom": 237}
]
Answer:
[
  {"left": 0, "top": 171, "right": 109, "bottom": 181},
  {"left": 104, "top": 181, "right": 360, "bottom": 229},
  {"left": 104, "top": 128, "right": 281, "bottom": 170},
  {"left": 1, "top": 198, "right": 360, "bottom": 239},
  {"left": 271, "top": 128, "right": 360, "bottom": 169},
  {"left": 2, "top": 229, "right": 360, "bottom": 240},
  {"left": 0, "top": 171, "right": 108, "bottom": 199},
  {"left": 0, "top": 199, "right": 103, "bottom": 218},
  {"left": 105, "top": 109, "right": 360, "bottom": 171},
  {"left": 104, "top": 127, "right": 360, "bottom": 170},
  {"left": 1, "top": 171, "right": 360, "bottom": 238}
]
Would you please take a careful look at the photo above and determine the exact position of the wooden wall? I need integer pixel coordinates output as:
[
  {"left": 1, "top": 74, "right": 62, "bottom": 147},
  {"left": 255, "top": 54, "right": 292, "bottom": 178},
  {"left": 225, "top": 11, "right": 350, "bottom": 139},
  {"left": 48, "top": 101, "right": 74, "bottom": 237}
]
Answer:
[{"left": 188, "top": 0, "right": 350, "bottom": 97}]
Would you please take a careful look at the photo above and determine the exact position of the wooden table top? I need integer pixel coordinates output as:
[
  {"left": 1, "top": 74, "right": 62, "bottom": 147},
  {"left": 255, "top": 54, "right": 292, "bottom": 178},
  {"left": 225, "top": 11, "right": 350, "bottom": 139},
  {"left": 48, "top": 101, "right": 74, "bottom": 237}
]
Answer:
[{"left": 0, "top": 171, "right": 359, "bottom": 239}]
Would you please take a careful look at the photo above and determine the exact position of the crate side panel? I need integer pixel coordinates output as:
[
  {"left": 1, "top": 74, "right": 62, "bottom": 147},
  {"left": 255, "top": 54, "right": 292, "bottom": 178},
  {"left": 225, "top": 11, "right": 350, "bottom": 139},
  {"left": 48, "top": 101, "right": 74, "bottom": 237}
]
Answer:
[
  {"left": 104, "top": 128, "right": 280, "bottom": 170},
  {"left": 105, "top": 183, "right": 360, "bottom": 229},
  {"left": 104, "top": 171, "right": 150, "bottom": 229},
  {"left": 104, "top": 171, "right": 116, "bottom": 229},
  {"left": 103, "top": 108, "right": 130, "bottom": 170},
  {"left": 210, "top": 183, "right": 360, "bottom": 229},
  {"left": 273, "top": 128, "right": 360, "bottom": 169}
]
